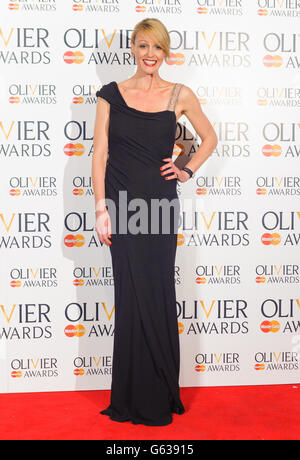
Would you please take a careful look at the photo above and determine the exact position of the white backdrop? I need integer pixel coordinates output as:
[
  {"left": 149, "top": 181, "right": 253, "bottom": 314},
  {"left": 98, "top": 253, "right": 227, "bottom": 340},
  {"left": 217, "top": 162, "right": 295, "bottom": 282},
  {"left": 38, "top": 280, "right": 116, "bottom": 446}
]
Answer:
[{"left": 0, "top": 0, "right": 300, "bottom": 394}]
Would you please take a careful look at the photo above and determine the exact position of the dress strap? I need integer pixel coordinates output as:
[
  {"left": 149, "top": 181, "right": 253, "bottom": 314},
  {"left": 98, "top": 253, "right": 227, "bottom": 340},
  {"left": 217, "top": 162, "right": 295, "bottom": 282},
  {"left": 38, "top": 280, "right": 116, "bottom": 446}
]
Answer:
[{"left": 167, "top": 83, "right": 183, "bottom": 111}]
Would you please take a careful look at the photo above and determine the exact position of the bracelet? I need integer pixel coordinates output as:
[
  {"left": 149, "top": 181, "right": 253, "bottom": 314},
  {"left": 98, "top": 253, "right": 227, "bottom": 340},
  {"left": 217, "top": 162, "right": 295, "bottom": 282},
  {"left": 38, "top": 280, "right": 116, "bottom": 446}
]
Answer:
[{"left": 181, "top": 167, "right": 194, "bottom": 179}]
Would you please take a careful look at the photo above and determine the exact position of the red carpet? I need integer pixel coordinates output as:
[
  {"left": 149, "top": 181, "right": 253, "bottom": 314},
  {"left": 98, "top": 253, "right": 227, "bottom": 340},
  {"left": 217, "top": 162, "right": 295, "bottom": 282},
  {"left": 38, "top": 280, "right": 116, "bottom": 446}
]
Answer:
[{"left": 0, "top": 385, "right": 299, "bottom": 440}]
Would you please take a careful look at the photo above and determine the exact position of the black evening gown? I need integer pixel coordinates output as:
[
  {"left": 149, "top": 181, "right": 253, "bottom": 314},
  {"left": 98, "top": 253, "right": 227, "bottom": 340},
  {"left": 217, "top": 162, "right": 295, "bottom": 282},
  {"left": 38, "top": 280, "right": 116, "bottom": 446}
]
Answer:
[{"left": 95, "top": 81, "right": 185, "bottom": 426}]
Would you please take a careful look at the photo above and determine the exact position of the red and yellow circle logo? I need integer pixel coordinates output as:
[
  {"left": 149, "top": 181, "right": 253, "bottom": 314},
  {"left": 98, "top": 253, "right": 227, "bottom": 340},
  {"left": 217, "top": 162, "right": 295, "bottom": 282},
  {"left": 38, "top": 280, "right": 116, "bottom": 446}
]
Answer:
[
  {"left": 64, "top": 143, "right": 85, "bottom": 156},
  {"left": 260, "top": 321, "right": 280, "bottom": 333},
  {"left": 64, "top": 234, "right": 85, "bottom": 247},
  {"left": 195, "top": 365, "right": 206, "bottom": 372},
  {"left": 177, "top": 234, "right": 185, "bottom": 246},
  {"left": 178, "top": 322, "right": 184, "bottom": 334},
  {"left": 64, "top": 324, "right": 85, "bottom": 338},
  {"left": 263, "top": 55, "right": 283, "bottom": 67},
  {"left": 261, "top": 233, "right": 281, "bottom": 245},
  {"left": 63, "top": 51, "right": 85, "bottom": 64}
]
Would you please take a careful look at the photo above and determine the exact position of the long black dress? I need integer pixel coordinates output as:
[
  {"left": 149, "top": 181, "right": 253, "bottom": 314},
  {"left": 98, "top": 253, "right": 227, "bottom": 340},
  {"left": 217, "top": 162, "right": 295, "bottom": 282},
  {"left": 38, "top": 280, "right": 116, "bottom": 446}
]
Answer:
[{"left": 95, "top": 81, "right": 185, "bottom": 426}]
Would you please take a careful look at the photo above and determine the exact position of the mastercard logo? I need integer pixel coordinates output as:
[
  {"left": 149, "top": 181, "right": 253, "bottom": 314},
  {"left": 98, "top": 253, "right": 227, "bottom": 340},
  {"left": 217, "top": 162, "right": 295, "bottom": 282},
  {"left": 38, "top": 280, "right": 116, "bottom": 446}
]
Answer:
[
  {"left": 8, "top": 3, "right": 19, "bottom": 10},
  {"left": 197, "top": 7, "right": 208, "bottom": 14},
  {"left": 256, "top": 188, "right": 267, "bottom": 195},
  {"left": 74, "top": 369, "right": 85, "bottom": 376},
  {"left": 73, "top": 188, "right": 84, "bottom": 196},
  {"left": 10, "top": 280, "right": 21, "bottom": 287},
  {"left": 64, "top": 234, "right": 85, "bottom": 247},
  {"left": 64, "top": 143, "right": 85, "bottom": 156},
  {"left": 178, "top": 322, "right": 184, "bottom": 334},
  {"left": 258, "top": 9, "right": 268, "bottom": 16},
  {"left": 11, "top": 371, "right": 22, "bottom": 378},
  {"left": 263, "top": 55, "right": 283, "bottom": 67},
  {"left": 260, "top": 320, "right": 280, "bottom": 333},
  {"left": 256, "top": 276, "right": 266, "bottom": 283},
  {"left": 255, "top": 364, "right": 265, "bottom": 370},
  {"left": 195, "top": 365, "right": 206, "bottom": 372},
  {"left": 64, "top": 324, "right": 85, "bottom": 338},
  {"left": 73, "top": 279, "right": 84, "bottom": 287},
  {"left": 257, "top": 99, "right": 267, "bottom": 106},
  {"left": 9, "top": 189, "right": 21, "bottom": 196},
  {"left": 73, "top": 4, "right": 83, "bottom": 11},
  {"left": 173, "top": 143, "right": 184, "bottom": 156},
  {"left": 63, "top": 51, "right": 85, "bottom": 64},
  {"left": 73, "top": 97, "right": 84, "bottom": 104},
  {"left": 177, "top": 233, "right": 185, "bottom": 246},
  {"left": 196, "top": 188, "right": 207, "bottom": 195},
  {"left": 136, "top": 5, "right": 146, "bottom": 12},
  {"left": 262, "top": 144, "right": 282, "bottom": 157},
  {"left": 165, "top": 53, "right": 185, "bottom": 66},
  {"left": 196, "top": 277, "right": 206, "bottom": 284},
  {"left": 9, "top": 97, "right": 20, "bottom": 104},
  {"left": 261, "top": 233, "right": 281, "bottom": 245}
]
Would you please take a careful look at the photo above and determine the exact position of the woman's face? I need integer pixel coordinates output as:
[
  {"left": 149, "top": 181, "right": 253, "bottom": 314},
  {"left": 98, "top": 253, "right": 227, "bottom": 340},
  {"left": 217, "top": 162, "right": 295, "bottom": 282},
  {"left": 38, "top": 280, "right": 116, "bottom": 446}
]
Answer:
[{"left": 131, "top": 31, "right": 166, "bottom": 73}]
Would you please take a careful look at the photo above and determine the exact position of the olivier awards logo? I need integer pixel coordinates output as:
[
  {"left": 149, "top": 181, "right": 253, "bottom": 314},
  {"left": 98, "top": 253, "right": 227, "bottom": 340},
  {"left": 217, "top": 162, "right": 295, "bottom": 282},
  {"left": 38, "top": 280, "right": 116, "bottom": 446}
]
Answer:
[
  {"left": 8, "top": 176, "right": 57, "bottom": 197},
  {"left": 62, "top": 28, "right": 133, "bottom": 66},
  {"left": 176, "top": 298, "right": 249, "bottom": 335},
  {"left": 0, "top": 120, "right": 52, "bottom": 158},
  {"left": 64, "top": 121, "right": 93, "bottom": 157},
  {"left": 255, "top": 263, "right": 300, "bottom": 284},
  {"left": 197, "top": 85, "right": 243, "bottom": 107},
  {"left": 135, "top": 0, "right": 183, "bottom": 14},
  {"left": 261, "top": 122, "right": 300, "bottom": 159},
  {"left": 8, "top": 83, "right": 57, "bottom": 105},
  {"left": 180, "top": 210, "right": 249, "bottom": 246},
  {"left": 194, "top": 352, "right": 240, "bottom": 373},
  {"left": 0, "top": 27, "right": 51, "bottom": 64},
  {"left": 196, "top": 0, "right": 244, "bottom": 16},
  {"left": 259, "top": 298, "right": 300, "bottom": 334},
  {"left": 64, "top": 301, "right": 115, "bottom": 339},
  {"left": 7, "top": 0, "right": 56, "bottom": 12},
  {"left": 73, "top": 356, "right": 112, "bottom": 377},
  {"left": 262, "top": 33, "right": 300, "bottom": 69},
  {"left": 260, "top": 211, "right": 300, "bottom": 246},
  {"left": 212, "top": 121, "right": 250, "bottom": 158},
  {"left": 72, "top": 176, "right": 93, "bottom": 197},
  {"left": 257, "top": 87, "right": 300, "bottom": 108},
  {"left": 169, "top": 30, "right": 251, "bottom": 68},
  {"left": 64, "top": 211, "right": 102, "bottom": 248},
  {"left": 257, "top": 0, "right": 300, "bottom": 18},
  {"left": 72, "top": 0, "right": 120, "bottom": 13},
  {"left": 73, "top": 265, "right": 114, "bottom": 287},
  {"left": 72, "top": 83, "right": 99, "bottom": 104},
  {"left": 0, "top": 212, "right": 52, "bottom": 249},
  {"left": 196, "top": 176, "right": 242, "bottom": 196},
  {"left": 0, "top": 303, "right": 52, "bottom": 341},
  {"left": 10, "top": 357, "right": 58, "bottom": 379},
  {"left": 9, "top": 267, "right": 58, "bottom": 288},
  {"left": 195, "top": 264, "right": 241, "bottom": 285},
  {"left": 254, "top": 351, "right": 299, "bottom": 372},
  {"left": 255, "top": 176, "right": 300, "bottom": 197}
]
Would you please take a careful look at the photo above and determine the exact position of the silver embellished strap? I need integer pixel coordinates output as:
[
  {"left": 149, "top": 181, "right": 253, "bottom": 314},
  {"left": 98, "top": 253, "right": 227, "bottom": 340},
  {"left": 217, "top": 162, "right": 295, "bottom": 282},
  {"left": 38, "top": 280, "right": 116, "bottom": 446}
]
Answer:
[{"left": 167, "top": 83, "right": 183, "bottom": 111}]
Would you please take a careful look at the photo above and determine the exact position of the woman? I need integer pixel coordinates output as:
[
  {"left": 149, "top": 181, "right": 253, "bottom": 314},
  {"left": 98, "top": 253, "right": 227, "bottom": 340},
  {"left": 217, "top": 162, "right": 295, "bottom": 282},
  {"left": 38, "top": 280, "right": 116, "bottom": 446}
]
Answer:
[{"left": 92, "top": 18, "right": 217, "bottom": 426}]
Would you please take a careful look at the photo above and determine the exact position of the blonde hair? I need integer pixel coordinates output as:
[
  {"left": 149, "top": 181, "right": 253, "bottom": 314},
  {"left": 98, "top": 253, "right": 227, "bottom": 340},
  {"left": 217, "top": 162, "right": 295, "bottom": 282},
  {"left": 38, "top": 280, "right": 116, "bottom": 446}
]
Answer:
[{"left": 131, "top": 18, "right": 171, "bottom": 59}]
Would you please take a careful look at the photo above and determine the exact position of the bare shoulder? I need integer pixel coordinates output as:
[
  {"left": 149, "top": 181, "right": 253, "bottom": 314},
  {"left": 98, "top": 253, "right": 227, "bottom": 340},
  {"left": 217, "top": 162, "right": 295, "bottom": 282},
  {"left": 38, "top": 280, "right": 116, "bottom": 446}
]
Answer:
[
  {"left": 117, "top": 78, "right": 134, "bottom": 90},
  {"left": 177, "top": 84, "right": 201, "bottom": 115},
  {"left": 179, "top": 84, "right": 198, "bottom": 102}
]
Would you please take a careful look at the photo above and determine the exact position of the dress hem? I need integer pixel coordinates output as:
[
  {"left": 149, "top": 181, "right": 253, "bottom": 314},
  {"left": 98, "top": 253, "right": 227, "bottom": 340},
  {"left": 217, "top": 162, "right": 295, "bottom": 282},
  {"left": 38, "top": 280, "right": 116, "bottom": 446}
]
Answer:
[{"left": 100, "top": 405, "right": 185, "bottom": 427}]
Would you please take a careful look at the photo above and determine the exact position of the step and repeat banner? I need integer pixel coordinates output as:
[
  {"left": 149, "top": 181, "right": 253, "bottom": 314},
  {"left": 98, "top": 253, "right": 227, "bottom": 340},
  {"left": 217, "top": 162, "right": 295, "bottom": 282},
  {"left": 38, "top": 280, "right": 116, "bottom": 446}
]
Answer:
[{"left": 0, "top": 0, "right": 300, "bottom": 393}]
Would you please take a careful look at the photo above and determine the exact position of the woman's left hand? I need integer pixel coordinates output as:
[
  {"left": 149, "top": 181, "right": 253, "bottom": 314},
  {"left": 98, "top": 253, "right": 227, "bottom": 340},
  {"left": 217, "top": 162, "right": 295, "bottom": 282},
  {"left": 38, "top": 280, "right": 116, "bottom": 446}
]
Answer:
[{"left": 160, "top": 158, "right": 190, "bottom": 183}]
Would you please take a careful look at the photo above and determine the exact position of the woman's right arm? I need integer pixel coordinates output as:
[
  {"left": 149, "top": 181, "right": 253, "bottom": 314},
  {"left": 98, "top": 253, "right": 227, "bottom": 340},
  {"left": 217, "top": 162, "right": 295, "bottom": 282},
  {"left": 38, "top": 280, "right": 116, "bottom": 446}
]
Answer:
[{"left": 92, "top": 96, "right": 112, "bottom": 246}]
